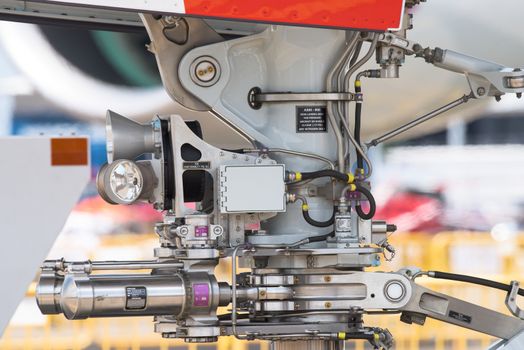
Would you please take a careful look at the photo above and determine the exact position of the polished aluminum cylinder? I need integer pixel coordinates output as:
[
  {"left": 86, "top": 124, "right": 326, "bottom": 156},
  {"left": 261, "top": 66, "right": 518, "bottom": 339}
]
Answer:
[
  {"left": 271, "top": 340, "right": 344, "bottom": 350},
  {"left": 37, "top": 274, "right": 186, "bottom": 320}
]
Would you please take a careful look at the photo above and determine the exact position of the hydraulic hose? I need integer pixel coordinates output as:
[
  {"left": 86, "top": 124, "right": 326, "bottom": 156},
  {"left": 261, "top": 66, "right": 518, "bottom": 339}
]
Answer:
[
  {"left": 302, "top": 208, "right": 335, "bottom": 228},
  {"left": 294, "top": 195, "right": 336, "bottom": 229},
  {"left": 354, "top": 183, "right": 376, "bottom": 220},
  {"left": 297, "top": 170, "right": 354, "bottom": 183},
  {"left": 427, "top": 271, "right": 524, "bottom": 296}
]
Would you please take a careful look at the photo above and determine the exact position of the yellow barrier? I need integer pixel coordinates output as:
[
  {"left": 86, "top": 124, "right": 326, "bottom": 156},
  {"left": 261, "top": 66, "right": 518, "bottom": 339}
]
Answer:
[{"left": 2, "top": 231, "right": 522, "bottom": 350}]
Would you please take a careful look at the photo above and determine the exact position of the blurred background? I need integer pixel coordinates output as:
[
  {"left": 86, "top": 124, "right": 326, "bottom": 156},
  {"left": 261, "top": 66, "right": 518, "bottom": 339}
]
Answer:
[{"left": 1, "top": 1, "right": 524, "bottom": 349}]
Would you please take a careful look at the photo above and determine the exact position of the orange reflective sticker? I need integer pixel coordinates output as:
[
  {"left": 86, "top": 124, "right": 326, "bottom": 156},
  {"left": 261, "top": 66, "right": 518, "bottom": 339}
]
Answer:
[{"left": 50, "top": 138, "right": 88, "bottom": 166}]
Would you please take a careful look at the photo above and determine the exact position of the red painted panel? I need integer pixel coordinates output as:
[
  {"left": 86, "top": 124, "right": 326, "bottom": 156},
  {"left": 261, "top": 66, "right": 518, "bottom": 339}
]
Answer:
[{"left": 184, "top": 0, "right": 404, "bottom": 31}]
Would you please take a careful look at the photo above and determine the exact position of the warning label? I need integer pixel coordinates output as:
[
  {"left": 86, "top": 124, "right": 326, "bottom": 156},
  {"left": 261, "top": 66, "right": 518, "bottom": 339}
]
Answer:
[{"left": 296, "top": 106, "right": 327, "bottom": 133}]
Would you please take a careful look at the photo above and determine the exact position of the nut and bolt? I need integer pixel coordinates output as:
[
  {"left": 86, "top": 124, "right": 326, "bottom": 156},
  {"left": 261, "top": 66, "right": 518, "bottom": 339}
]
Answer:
[
  {"left": 477, "top": 87, "right": 486, "bottom": 96},
  {"left": 179, "top": 227, "right": 189, "bottom": 236}
]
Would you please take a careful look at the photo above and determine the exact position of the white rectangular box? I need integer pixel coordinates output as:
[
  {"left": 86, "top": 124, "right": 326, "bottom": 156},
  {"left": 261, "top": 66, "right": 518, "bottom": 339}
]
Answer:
[{"left": 219, "top": 165, "right": 286, "bottom": 213}]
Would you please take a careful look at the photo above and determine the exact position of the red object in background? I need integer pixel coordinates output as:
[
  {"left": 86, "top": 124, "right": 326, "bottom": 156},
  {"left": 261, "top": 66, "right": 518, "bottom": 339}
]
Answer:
[
  {"left": 375, "top": 190, "right": 445, "bottom": 233},
  {"left": 185, "top": 0, "right": 405, "bottom": 31}
]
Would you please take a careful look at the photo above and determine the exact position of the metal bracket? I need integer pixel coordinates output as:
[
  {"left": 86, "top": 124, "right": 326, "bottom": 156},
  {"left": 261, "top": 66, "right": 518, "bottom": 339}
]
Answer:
[
  {"left": 247, "top": 87, "right": 360, "bottom": 109},
  {"left": 506, "top": 281, "right": 524, "bottom": 319}
]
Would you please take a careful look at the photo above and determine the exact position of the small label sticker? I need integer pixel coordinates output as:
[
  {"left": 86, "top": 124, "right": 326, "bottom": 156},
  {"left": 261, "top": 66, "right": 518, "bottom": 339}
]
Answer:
[
  {"left": 183, "top": 161, "right": 211, "bottom": 169},
  {"left": 50, "top": 138, "right": 88, "bottom": 166},
  {"left": 126, "top": 287, "right": 147, "bottom": 310},
  {"left": 296, "top": 106, "right": 327, "bottom": 133},
  {"left": 195, "top": 226, "right": 209, "bottom": 237},
  {"left": 193, "top": 283, "right": 210, "bottom": 307},
  {"left": 449, "top": 310, "right": 472, "bottom": 324}
]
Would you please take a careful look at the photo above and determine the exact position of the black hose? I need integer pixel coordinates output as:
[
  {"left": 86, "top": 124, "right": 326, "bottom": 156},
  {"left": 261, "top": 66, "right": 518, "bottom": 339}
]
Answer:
[
  {"left": 354, "top": 183, "right": 376, "bottom": 220},
  {"left": 307, "top": 231, "right": 335, "bottom": 243},
  {"left": 429, "top": 271, "right": 524, "bottom": 296},
  {"left": 300, "top": 170, "right": 350, "bottom": 182},
  {"left": 302, "top": 209, "right": 335, "bottom": 228},
  {"left": 355, "top": 83, "right": 363, "bottom": 169}
]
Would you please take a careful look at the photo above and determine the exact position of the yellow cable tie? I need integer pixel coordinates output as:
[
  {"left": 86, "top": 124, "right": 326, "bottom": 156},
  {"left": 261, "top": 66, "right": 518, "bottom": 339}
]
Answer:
[
  {"left": 355, "top": 80, "right": 362, "bottom": 88},
  {"left": 349, "top": 184, "right": 356, "bottom": 192},
  {"left": 302, "top": 204, "right": 309, "bottom": 211},
  {"left": 373, "top": 333, "right": 380, "bottom": 342},
  {"left": 337, "top": 332, "right": 346, "bottom": 340},
  {"left": 295, "top": 172, "right": 302, "bottom": 181},
  {"left": 347, "top": 172, "right": 355, "bottom": 184}
]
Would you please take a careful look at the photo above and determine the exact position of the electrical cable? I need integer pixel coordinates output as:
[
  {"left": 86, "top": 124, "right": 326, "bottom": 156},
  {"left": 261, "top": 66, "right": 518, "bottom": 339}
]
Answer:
[{"left": 427, "top": 271, "right": 524, "bottom": 296}]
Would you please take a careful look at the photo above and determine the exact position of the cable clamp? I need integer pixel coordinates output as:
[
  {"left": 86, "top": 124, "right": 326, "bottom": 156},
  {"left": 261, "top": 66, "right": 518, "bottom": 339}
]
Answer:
[{"left": 505, "top": 280, "right": 524, "bottom": 319}]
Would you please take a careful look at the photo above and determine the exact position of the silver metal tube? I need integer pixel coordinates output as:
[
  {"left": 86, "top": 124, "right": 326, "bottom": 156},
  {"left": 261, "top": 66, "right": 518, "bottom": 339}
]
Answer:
[
  {"left": 89, "top": 260, "right": 183, "bottom": 271},
  {"left": 433, "top": 49, "right": 505, "bottom": 75},
  {"left": 271, "top": 340, "right": 344, "bottom": 350},
  {"left": 326, "top": 37, "right": 359, "bottom": 170},
  {"left": 339, "top": 36, "right": 379, "bottom": 176},
  {"left": 367, "top": 94, "right": 472, "bottom": 147},
  {"left": 37, "top": 274, "right": 187, "bottom": 320},
  {"left": 244, "top": 148, "right": 335, "bottom": 170}
]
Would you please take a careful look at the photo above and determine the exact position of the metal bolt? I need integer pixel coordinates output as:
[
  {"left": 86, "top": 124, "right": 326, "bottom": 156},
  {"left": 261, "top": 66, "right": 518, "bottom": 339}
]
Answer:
[
  {"left": 324, "top": 276, "right": 332, "bottom": 283},
  {"left": 213, "top": 226, "right": 223, "bottom": 236},
  {"left": 477, "top": 87, "right": 486, "bottom": 96},
  {"left": 259, "top": 290, "right": 266, "bottom": 297},
  {"left": 324, "top": 302, "right": 332, "bottom": 308},
  {"left": 179, "top": 227, "right": 189, "bottom": 236}
]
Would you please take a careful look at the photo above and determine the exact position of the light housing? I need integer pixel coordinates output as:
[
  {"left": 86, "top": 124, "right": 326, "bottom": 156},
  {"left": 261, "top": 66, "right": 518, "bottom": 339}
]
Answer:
[
  {"left": 97, "top": 159, "right": 148, "bottom": 205},
  {"left": 106, "top": 110, "right": 156, "bottom": 163}
]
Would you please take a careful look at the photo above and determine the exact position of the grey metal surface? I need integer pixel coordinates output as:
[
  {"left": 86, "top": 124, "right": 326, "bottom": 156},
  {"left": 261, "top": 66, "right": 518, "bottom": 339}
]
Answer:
[
  {"left": 489, "top": 330, "right": 524, "bottom": 350},
  {"left": 219, "top": 165, "right": 286, "bottom": 213},
  {"left": 404, "top": 282, "right": 524, "bottom": 340},
  {"left": 141, "top": 15, "right": 223, "bottom": 112},
  {"left": 271, "top": 340, "right": 344, "bottom": 350}
]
